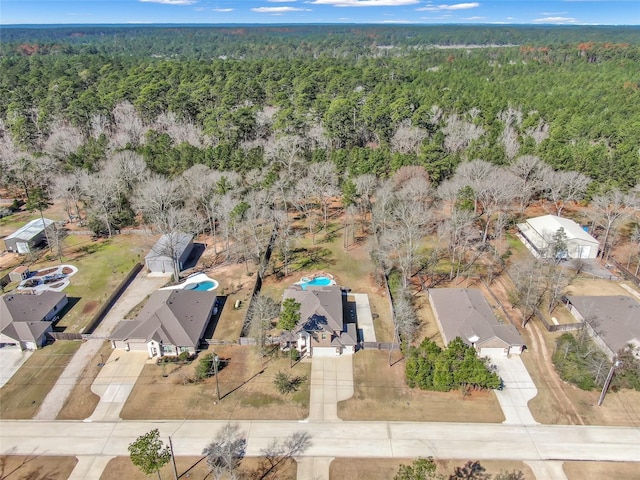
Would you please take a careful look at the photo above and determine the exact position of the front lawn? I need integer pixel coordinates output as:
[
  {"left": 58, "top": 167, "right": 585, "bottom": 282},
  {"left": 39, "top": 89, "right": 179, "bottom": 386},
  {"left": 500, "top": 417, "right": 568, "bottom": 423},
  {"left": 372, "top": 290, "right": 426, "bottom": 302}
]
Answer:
[
  {"left": 0, "top": 340, "right": 81, "bottom": 419},
  {"left": 338, "top": 350, "right": 504, "bottom": 423},
  {"left": 120, "top": 345, "right": 310, "bottom": 420}
]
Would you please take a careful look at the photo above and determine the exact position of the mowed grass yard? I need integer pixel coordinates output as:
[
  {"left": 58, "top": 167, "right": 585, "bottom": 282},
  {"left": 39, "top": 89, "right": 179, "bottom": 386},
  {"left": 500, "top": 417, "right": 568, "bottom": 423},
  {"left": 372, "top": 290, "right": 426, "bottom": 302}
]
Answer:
[
  {"left": 563, "top": 461, "right": 640, "bottom": 480},
  {"left": 330, "top": 459, "right": 534, "bottom": 480},
  {"left": 121, "top": 345, "right": 310, "bottom": 420},
  {"left": 0, "top": 341, "right": 81, "bottom": 419},
  {"left": 54, "top": 235, "right": 147, "bottom": 333},
  {"left": 100, "top": 456, "right": 296, "bottom": 480},
  {"left": 338, "top": 350, "right": 504, "bottom": 423}
]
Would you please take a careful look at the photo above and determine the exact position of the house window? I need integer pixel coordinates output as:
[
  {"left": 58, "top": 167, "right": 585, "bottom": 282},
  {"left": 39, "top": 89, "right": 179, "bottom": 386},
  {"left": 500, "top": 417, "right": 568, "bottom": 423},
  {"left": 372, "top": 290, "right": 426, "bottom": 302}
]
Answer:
[
  {"left": 163, "top": 345, "right": 175, "bottom": 354},
  {"left": 178, "top": 346, "right": 190, "bottom": 353},
  {"left": 321, "top": 333, "right": 326, "bottom": 340}
]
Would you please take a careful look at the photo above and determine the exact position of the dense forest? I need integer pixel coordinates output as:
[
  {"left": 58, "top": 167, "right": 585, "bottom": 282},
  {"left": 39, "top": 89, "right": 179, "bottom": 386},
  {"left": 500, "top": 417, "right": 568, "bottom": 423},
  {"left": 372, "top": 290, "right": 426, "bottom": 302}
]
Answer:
[{"left": 1, "top": 26, "right": 639, "bottom": 191}]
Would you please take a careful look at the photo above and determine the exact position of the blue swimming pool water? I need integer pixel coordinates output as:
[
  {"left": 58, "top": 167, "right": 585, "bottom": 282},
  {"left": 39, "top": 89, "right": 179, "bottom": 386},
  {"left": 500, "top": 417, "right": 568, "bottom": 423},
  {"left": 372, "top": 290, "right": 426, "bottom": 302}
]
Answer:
[
  {"left": 187, "top": 281, "right": 216, "bottom": 291},
  {"left": 301, "top": 276, "right": 333, "bottom": 289}
]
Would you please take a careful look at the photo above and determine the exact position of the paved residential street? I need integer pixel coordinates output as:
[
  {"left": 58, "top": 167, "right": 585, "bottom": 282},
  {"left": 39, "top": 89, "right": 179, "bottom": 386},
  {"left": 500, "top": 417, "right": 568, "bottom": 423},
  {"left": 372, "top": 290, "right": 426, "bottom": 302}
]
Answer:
[{"left": 1, "top": 420, "right": 639, "bottom": 463}]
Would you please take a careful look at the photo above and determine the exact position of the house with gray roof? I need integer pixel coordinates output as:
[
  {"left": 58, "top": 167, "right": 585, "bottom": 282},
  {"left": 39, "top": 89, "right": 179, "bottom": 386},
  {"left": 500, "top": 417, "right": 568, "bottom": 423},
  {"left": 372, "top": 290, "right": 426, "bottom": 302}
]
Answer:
[
  {"left": 3, "top": 218, "right": 55, "bottom": 254},
  {"left": 0, "top": 292, "right": 68, "bottom": 350},
  {"left": 517, "top": 214, "right": 599, "bottom": 259},
  {"left": 428, "top": 288, "right": 525, "bottom": 356},
  {"left": 110, "top": 289, "right": 217, "bottom": 357},
  {"left": 565, "top": 295, "right": 640, "bottom": 359},
  {"left": 282, "top": 284, "right": 357, "bottom": 357}
]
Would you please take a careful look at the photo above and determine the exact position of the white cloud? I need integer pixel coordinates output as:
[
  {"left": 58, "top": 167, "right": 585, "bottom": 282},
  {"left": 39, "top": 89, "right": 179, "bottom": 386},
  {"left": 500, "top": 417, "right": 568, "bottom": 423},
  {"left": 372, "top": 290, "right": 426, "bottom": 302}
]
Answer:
[
  {"left": 309, "top": 0, "right": 419, "bottom": 7},
  {"left": 251, "top": 6, "right": 311, "bottom": 12},
  {"left": 379, "top": 19, "right": 413, "bottom": 23},
  {"left": 417, "top": 2, "right": 479, "bottom": 11},
  {"left": 268, "top": 0, "right": 297, "bottom": 2},
  {"left": 533, "top": 16, "right": 578, "bottom": 23},
  {"left": 463, "top": 16, "right": 485, "bottom": 20},
  {"left": 212, "top": 8, "right": 234, "bottom": 12},
  {"left": 139, "top": 0, "right": 196, "bottom": 5}
]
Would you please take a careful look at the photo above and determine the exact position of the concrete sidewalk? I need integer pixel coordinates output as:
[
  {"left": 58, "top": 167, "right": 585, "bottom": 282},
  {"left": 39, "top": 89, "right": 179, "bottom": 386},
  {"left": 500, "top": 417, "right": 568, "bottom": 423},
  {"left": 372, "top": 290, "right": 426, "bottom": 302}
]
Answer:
[
  {"left": 353, "top": 293, "right": 376, "bottom": 342},
  {"left": 68, "top": 456, "right": 115, "bottom": 480},
  {"left": 35, "top": 272, "right": 168, "bottom": 420},
  {"left": 0, "top": 349, "right": 32, "bottom": 388}
]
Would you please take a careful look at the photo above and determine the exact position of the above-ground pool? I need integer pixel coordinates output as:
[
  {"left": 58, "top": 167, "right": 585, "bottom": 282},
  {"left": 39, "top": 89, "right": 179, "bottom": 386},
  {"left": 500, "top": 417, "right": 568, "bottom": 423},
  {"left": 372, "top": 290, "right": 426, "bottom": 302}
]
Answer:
[
  {"left": 300, "top": 276, "right": 335, "bottom": 290},
  {"left": 160, "top": 273, "right": 219, "bottom": 292}
]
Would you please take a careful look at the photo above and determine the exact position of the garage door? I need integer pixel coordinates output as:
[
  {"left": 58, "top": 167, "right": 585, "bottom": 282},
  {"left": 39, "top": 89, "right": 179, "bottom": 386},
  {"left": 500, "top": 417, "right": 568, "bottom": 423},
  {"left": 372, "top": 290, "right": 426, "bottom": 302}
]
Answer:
[
  {"left": 126, "top": 342, "right": 149, "bottom": 352},
  {"left": 577, "top": 245, "right": 591, "bottom": 259},
  {"left": 312, "top": 347, "right": 340, "bottom": 357},
  {"left": 480, "top": 347, "right": 508, "bottom": 357}
]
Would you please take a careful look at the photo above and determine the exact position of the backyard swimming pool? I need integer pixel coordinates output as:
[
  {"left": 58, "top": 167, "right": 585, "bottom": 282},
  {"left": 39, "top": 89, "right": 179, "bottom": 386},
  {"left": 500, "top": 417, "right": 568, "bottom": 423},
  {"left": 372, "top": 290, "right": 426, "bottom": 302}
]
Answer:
[
  {"left": 185, "top": 280, "right": 217, "bottom": 291},
  {"left": 300, "top": 276, "right": 335, "bottom": 290}
]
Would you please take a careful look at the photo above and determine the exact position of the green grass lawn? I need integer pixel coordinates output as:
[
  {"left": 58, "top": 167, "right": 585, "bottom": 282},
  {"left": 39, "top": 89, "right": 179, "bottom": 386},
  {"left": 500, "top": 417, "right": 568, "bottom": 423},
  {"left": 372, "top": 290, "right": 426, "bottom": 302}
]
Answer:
[
  {"left": 0, "top": 340, "right": 81, "bottom": 419},
  {"left": 44, "top": 235, "right": 147, "bottom": 332}
]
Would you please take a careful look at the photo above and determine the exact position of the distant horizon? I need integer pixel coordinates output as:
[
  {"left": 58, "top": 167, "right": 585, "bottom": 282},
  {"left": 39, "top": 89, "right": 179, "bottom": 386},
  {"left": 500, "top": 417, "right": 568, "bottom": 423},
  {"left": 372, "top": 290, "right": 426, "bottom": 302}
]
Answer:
[
  {"left": 2, "top": 1, "right": 639, "bottom": 27},
  {"left": 3, "top": 22, "right": 639, "bottom": 27}
]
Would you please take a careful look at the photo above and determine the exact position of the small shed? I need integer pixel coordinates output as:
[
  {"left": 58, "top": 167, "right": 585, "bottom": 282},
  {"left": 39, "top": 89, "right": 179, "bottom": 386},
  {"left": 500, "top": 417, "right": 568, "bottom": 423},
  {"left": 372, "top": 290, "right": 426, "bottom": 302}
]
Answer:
[
  {"left": 3, "top": 218, "right": 54, "bottom": 254},
  {"left": 9, "top": 266, "right": 30, "bottom": 283},
  {"left": 517, "top": 215, "right": 599, "bottom": 259},
  {"left": 145, "top": 232, "right": 194, "bottom": 275}
]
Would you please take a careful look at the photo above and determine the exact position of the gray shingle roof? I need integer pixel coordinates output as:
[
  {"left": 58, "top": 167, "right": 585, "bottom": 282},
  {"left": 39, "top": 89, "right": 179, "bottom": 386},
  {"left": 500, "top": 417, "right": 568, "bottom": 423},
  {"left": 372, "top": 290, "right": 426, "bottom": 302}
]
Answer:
[
  {"left": 145, "top": 232, "right": 193, "bottom": 261},
  {"left": 428, "top": 288, "right": 524, "bottom": 348},
  {"left": 110, "top": 290, "right": 216, "bottom": 348},
  {"left": 5, "top": 218, "right": 55, "bottom": 242},
  {"left": 0, "top": 292, "right": 66, "bottom": 326},
  {"left": 566, "top": 295, "right": 640, "bottom": 354}
]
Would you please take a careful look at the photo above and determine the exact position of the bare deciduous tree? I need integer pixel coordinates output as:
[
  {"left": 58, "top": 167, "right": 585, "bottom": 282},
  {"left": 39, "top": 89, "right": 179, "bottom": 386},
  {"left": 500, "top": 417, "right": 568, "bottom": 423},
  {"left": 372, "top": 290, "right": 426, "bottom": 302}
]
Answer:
[
  {"left": 588, "top": 189, "right": 636, "bottom": 260},
  {"left": 202, "top": 423, "right": 247, "bottom": 480},
  {"left": 442, "top": 113, "right": 484, "bottom": 154},
  {"left": 390, "top": 120, "right": 429, "bottom": 155},
  {"left": 544, "top": 170, "right": 591, "bottom": 217},
  {"left": 509, "top": 155, "right": 551, "bottom": 213}
]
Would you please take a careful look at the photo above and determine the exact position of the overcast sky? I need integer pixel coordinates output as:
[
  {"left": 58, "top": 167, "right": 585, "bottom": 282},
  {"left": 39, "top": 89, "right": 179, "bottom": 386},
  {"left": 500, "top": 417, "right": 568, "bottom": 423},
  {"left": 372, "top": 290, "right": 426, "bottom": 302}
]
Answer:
[{"left": 2, "top": 0, "right": 639, "bottom": 25}]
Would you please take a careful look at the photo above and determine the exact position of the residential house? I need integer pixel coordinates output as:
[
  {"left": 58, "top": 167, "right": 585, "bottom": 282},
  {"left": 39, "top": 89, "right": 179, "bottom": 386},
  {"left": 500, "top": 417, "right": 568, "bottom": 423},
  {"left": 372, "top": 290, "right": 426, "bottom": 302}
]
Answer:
[
  {"left": 517, "top": 214, "right": 599, "bottom": 259},
  {"left": 565, "top": 295, "right": 640, "bottom": 359},
  {"left": 428, "top": 288, "right": 525, "bottom": 356},
  {"left": 3, "top": 218, "right": 55, "bottom": 254},
  {"left": 110, "top": 289, "right": 217, "bottom": 357},
  {"left": 0, "top": 292, "right": 68, "bottom": 350},
  {"left": 282, "top": 284, "right": 357, "bottom": 357}
]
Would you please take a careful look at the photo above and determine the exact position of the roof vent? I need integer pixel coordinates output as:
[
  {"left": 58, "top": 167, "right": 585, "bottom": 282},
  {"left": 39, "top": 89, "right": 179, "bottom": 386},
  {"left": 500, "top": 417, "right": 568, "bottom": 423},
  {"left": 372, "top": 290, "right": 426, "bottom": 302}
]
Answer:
[{"left": 468, "top": 335, "right": 480, "bottom": 344}]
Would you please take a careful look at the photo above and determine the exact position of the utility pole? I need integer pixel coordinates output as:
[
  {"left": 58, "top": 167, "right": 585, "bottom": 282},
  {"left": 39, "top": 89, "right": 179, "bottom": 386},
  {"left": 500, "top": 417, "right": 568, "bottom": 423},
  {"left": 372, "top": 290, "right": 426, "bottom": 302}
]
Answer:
[
  {"left": 168, "top": 436, "right": 178, "bottom": 480},
  {"left": 597, "top": 358, "right": 621, "bottom": 406},
  {"left": 213, "top": 353, "right": 220, "bottom": 401}
]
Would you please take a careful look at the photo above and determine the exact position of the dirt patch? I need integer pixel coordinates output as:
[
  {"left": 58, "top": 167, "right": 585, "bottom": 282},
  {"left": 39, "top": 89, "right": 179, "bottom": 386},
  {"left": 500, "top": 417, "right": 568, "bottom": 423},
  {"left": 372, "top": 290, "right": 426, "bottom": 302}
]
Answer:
[
  {"left": 566, "top": 278, "right": 634, "bottom": 296},
  {"left": 0, "top": 455, "right": 77, "bottom": 479},
  {"left": 338, "top": 350, "right": 504, "bottom": 423},
  {"left": 57, "top": 341, "right": 113, "bottom": 420},
  {"left": 563, "top": 461, "right": 640, "bottom": 480},
  {"left": 121, "top": 345, "right": 310, "bottom": 420},
  {"left": 330, "top": 458, "right": 535, "bottom": 480},
  {"left": 100, "top": 456, "right": 295, "bottom": 480},
  {"left": 81, "top": 300, "right": 98, "bottom": 315},
  {"left": 61, "top": 266, "right": 74, "bottom": 275}
]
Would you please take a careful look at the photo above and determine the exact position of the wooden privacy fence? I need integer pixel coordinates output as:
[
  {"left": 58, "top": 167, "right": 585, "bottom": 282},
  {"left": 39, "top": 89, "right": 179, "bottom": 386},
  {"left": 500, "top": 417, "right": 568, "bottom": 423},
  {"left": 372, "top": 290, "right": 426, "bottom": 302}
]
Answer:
[
  {"left": 83, "top": 262, "right": 143, "bottom": 334},
  {"left": 613, "top": 260, "right": 640, "bottom": 286},
  {"left": 360, "top": 342, "right": 400, "bottom": 351},
  {"left": 532, "top": 306, "right": 583, "bottom": 333},
  {"left": 48, "top": 332, "right": 83, "bottom": 341}
]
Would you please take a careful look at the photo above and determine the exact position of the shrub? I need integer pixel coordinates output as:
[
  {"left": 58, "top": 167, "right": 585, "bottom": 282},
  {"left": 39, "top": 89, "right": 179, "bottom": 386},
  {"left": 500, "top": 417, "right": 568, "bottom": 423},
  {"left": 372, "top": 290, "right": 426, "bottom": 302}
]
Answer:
[
  {"left": 178, "top": 351, "right": 191, "bottom": 362},
  {"left": 273, "top": 370, "right": 306, "bottom": 394}
]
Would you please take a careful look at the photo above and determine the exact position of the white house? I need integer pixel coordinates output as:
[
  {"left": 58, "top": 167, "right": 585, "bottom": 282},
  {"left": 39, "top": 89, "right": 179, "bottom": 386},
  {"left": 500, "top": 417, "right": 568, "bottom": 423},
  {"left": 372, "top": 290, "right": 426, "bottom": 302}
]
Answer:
[
  {"left": 428, "top": 288, "right": 525, "bottom": 356},
  {"left": 144, "top": 233, "right": 194, "bottom": 275},
  {"left": 517, "top": 215, "right": 598, "bottom": 259}
]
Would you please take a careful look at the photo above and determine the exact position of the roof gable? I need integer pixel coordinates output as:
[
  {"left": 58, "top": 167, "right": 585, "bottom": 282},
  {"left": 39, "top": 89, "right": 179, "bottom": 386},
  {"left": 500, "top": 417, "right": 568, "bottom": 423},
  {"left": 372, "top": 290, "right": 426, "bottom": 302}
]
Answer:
[
  {"left": 110, "top": 290, "right": 216, "bottom": 347},
  {"left": 283, "top": 285, "right": 344, "bottom": 333},
  {"left": 0, "top": 292, "right": 66, "bottom": 328},
  {"left": 429, "top": 288, "right": 524, "bottom": 348}
]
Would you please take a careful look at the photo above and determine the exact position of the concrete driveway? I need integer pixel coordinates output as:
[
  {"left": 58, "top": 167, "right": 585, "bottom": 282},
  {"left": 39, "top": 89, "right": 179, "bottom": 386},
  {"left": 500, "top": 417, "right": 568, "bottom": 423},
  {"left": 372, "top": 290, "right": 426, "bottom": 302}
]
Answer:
[
  {"left": 0, "top": 348, "right": 32, "bottom": 388},
  {"left": 34, "top": 271, "right": 168, "bottom": 420},
  {"left": 85, "top": 350, "right": 149, "bottom": 422},
  {"left": 488, "top": 354, "right": 539, "bottom": 425},
  {"left": 308, "top": 355, "right": 354, "bottom": 422},
  {"left": 352, "top": 293, "right": 376, "bottom": 342}
]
